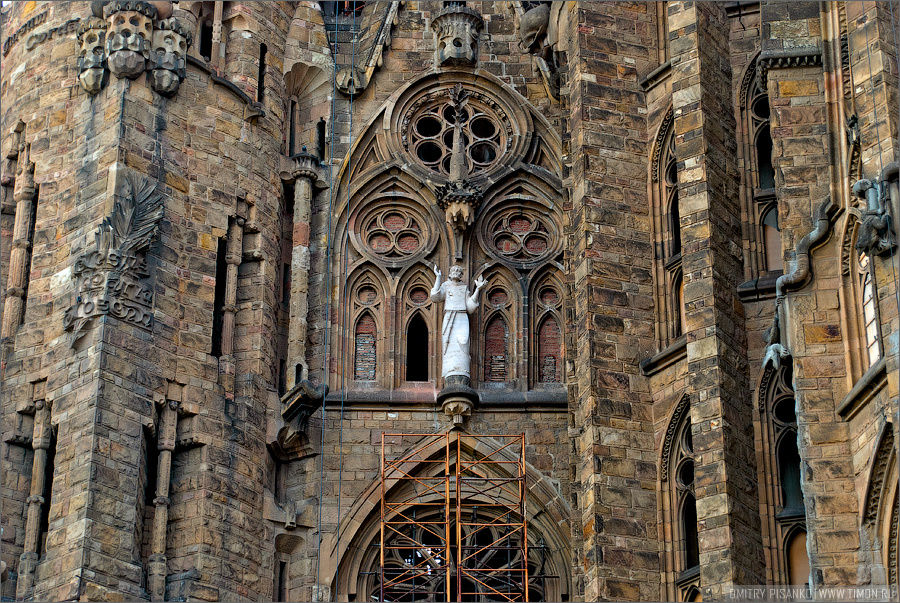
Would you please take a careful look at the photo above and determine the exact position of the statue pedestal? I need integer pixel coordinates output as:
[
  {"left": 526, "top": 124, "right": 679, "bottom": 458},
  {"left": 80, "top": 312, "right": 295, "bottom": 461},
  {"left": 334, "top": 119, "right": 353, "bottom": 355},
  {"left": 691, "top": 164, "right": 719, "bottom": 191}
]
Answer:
[{"left": 437, "top": 378, "right": 479, "bottom": 428}]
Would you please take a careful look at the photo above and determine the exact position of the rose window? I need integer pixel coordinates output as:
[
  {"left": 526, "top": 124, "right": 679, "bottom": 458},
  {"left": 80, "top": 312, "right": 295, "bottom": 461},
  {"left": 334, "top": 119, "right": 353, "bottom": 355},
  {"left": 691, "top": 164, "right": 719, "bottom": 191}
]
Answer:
[
  {"left": 483, "top": 208, "right": 557, "bottom": 265},
  {"left": 362, "top": 210, "right": 423, "bottom": 259},
  {"left": 405, "top": 95, "right": 507, "bottom": 177},
  {"left": 356, "top": 508, "right": 559, "bottom": 602}
]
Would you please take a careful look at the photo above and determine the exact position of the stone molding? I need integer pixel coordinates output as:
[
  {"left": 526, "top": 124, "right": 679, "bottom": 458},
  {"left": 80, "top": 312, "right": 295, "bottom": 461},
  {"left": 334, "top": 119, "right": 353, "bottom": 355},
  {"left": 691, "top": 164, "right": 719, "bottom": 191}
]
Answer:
[
  {"left": 660, "top": 393, "right": 690, "bottom": 482},
  {"left": 335, "top": 1, "right": 402, "bottom": 96},
  {"left": 757, "top": 47, "right": 823, "bottom": 89}
]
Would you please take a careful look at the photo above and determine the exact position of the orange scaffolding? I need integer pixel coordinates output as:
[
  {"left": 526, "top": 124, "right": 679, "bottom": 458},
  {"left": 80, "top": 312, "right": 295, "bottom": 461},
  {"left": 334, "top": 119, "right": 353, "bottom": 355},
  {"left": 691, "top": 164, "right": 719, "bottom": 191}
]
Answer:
[{"left": 380, "top": 433, "right": 528, "bottom": 602}]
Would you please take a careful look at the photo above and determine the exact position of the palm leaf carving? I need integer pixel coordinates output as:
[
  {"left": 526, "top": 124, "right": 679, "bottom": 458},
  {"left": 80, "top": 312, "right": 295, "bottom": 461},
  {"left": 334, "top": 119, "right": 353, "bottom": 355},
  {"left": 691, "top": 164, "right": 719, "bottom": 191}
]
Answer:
[{"left": 99, "top": 173, "right": 164, "bottom": 255}]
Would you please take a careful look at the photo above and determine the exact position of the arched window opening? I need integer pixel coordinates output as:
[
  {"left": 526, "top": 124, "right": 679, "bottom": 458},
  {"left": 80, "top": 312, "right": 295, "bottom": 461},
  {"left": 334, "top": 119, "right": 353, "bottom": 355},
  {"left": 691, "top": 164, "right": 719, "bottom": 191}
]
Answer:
[
  {"left": 257, "top": 43, "right": 267, "bottom": 102},
  {"left": 484, "top": 314, "right": 509, "bottom": 382},
  {"left": 406, "top": 314, "right": 429, "bottom": 382},
  {"left": 354, "top": 313, "right": 377, "bottom": 381},
  {"left": 288, "top": 101, "right": 297, "bottom": 156},
  {"left": 777, "top": 433, "right": 804, "bottom": 512},
  {"left": 664, "top": 131, "right": 681, "bottom": 257},
  {"left": 859, "top": 252, "right": 880, "bottom": 367},
  {"left": 757, "top": 126, "right": 775, "bottom": 190},
  {"left": 199, "top": 20, "right": 213, "bottom": 61},
  {"left": 37, "top": 432, "right": 56, "bottom": 558},
  {"left": 682, "top": 493, "right": 700, "bottom": 570},
  {"left": 537, "top": 316, "right": 561, "bottom": 383},
  {"left": 763, "top": 205, "right": 783, "bottom": 272},
  {"left": 786, "top": 530, "right": 810, "bottom": 587},
  {"left": 672, "top": 272, "right": 685, "bottom": 338}
]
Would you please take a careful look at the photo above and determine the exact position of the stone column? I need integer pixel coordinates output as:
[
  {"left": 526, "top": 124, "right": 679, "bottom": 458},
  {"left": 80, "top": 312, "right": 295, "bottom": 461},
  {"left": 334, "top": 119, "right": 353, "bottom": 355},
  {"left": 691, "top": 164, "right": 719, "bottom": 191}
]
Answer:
[
  {"left": 211, "top": 0, "right": 224, "bottom": 70},
  {"left": 286, "top": 153, "right": 319, "bottom": 391},
  {"left": 219, "top": 200, "right": 246, "bottom": 391},
  {"left": 1, "top": 141, "right": 35, "bottom": 340},
  {"left": 16, "top": 384, "right": 51, "bottom": 600},
  {"left": 668, "top": 1, "right": 763, "bottom": 597},
  {"left": 148, "top": 396, "right": 179, "bottom": 601},
  {"left": 564, "top": 3, "right": 659, "bottom": 600}
]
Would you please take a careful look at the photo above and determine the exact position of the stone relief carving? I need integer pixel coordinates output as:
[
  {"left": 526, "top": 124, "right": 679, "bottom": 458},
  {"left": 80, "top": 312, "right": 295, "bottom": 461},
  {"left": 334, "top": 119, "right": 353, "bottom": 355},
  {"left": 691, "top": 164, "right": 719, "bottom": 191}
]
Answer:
[
  {"left": 76, "top": 1, "right": 192, "bottom": 96},
  {"left": 104, "top": 0, "right": 156, "bottom": 79},
  {"left": 76, "top": 17, "right": 108, "bottom": 94},
  {"left": 431, "top": 4, "right": 483, "bottom": 68},
  {"left": 150, "top": 17, "right": 192, "bottom": 96},
  {"left": 516, "top": 2, "right": 560, "bottom": 100},
  {"left": 64, "top": 173, "right": 164, "bottom": 344}
]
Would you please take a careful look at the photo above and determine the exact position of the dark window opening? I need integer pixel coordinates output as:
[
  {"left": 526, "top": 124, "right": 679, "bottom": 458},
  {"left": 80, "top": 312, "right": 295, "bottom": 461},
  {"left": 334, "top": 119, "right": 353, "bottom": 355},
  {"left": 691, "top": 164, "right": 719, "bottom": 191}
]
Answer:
[
  {"left": 211, "top": 235, "right": 228, "bottom": 357},
  {"left": 199, "top": 21, "right": 213, "bottom": 61},
  {"left": 682, "top": 493, "right": 699, "bottom": 570},
  {"left": 37, "top": 433, "right": 56, "bottom": 558},
  {"left": 281, "top": 262, "right": 291, "bottom": 306},
  {"left": 406, "top": 314, "right": 429, "bottom": 382},
  {"left": 670, "top": 194, "right": 681, "bottom": 257},
  {"left": 778, "top": 432, "right": 804, "bottom": 511},
  {"left": 257, "top": 43, "right": 267, "bottom": 102},
  {"left": 316, "top": 118, "right": 327, "bottom": 160},
  {"left": 288, "top": 101, "right": 296, "bottom": 156},
  {"left": 21, "top": 186, "right": 38, "bottom": 326},
  {"left": 144, "top": 429, "right": 159, "bottom": 505},
  {"left": 278, "top": 359, "right": 286, "bottom": 396},
  {"left": 757, "top": 126, "right": 775, "bottom": 190},
  {"left": 274, "top": 559, "right": 287, "bottom": 601},
  {"left": 295, "top": 363, "right": 303, "bottom": 385}
]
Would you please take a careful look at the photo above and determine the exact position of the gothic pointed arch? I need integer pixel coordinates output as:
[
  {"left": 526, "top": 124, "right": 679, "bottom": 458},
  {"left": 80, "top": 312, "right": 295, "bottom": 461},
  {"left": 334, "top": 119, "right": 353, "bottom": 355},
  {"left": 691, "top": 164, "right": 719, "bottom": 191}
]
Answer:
[
  {"left": 659, "top": 393, "right": 699, "bottom": 600},
  {"left": 395, "top": 263, "right": 440, "bottom": 386},
  {"left": 757, "top": 359, "right": 808, "bottom": 586},
  {"left": 320, "top": 435, "right": 573, "bottom": 601},
  {"left": 475, "top": 264, "right": 520, "bottom": 387},
  {"left": 344, "top": 266, "right": 389, "bottom": 387},
  {"left": 322, "top": 68, "right": 564, "bottom": 395},
  {"left": 840, "top": 208, "right": 884, "bottom": 382},
  {"left": 860, "top": 422, "right": 898, "bottom": 590},
  {"left": 649, "top": 107, "right": 683, "bottom": 350},
  {"left": 529, "top": 265, "right": 564, "bottom": 388},
  {"left": 737, "top": 53, "right": 781, "bottom": 283}
]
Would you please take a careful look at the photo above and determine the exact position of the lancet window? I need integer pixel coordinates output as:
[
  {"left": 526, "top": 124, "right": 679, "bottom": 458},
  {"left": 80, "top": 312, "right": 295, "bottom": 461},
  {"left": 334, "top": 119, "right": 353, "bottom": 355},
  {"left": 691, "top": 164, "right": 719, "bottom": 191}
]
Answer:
[
  {"left": 652, "top": 110, "right": 684, "bottom": 346},
  {"left": 739, "top": 56, "right": 782, "bottom": 280},
  {"left": 661, "top": 395, "right": 700, "bottom": 600},
  {"left": 758, "top": 361, "right": 809, "bottom": 586},
  {"left": 841, "top": 211, "right": 883, "bottom": 378}
]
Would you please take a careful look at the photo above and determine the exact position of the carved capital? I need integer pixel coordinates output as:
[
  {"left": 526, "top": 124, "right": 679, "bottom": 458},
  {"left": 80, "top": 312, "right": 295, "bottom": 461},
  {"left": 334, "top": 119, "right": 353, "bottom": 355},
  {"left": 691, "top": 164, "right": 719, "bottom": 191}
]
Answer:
[{"left": 757, "top": 47, "right": 823, "bottom": 90}]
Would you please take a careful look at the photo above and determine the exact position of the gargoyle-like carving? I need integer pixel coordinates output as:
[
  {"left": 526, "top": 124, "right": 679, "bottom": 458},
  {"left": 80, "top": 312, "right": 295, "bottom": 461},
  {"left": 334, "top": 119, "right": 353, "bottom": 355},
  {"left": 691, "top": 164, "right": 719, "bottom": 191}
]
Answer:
[
  {"left": 281, "top": 380, "right": 328, "bottom": 434},
  {"left": 64, "top": 173, "right": 164, "bottom": 344},
  {"left": 853, "top": 178, "right": 895, "bottom": 257},
  {"left": 516, "top": 2, "right": 560, "bottom": 101},
  {"left": 77, "top": 17, "right": 108, "bottom": 94},
  {"left": 431, "top": 4, "right": 483, "bottom": 67},
  {"left": 762, "top": 312, "right": 791, "bottom": 372},
  {"left": 150, "top": 17, "right": 192, "bottom": 96},
  {"left": 104, "top": 0, "right": 156, "bottom": 79}
]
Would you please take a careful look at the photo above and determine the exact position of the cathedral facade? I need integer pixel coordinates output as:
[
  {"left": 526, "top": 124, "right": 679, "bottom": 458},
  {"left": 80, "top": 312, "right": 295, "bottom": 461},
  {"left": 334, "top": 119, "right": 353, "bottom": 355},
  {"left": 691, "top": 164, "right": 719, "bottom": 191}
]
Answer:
[{"left": 0, "top": 1, "right": 898, "bottom": 601}]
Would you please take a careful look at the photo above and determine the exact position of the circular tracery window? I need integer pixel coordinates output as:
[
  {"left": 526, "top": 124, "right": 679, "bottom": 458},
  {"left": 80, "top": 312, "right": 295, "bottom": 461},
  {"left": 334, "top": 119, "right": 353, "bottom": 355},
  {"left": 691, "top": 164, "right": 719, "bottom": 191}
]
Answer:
[
  {"left": 481, "top": 207, "right": 557, "bottom": 266},
  {"left": 362, "top": 209, "right": 424, "bottom": 259},
  {"left": 403, "top": 91, "right": 510, "bottom": 177}
]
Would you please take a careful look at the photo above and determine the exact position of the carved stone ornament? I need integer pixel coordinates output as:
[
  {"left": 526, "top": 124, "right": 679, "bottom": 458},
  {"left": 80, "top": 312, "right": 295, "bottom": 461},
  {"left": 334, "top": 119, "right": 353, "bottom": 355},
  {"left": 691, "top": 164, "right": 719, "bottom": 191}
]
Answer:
[
  {"left": 430, "top": 4, "right": 484, "bottom": 67},
  {"left": 517, "top": 2, "right": 559, "bottom": 101},
  {"left": 853, "top": 178, "right": 896, "bottom": 257},
  {"left": 104, "top": 0, "right": 157, "bottom": 79},
  {"left": 435, "top": 84, "right": 483, "bottom": 258},
  {"left": 64, "top": 173, "right": 164, "bottom": 344},
  {"left": 150, "top": 17, "right": 192, "bottom": 96},
  {"left": 77, "top": 17, "right": 108, "bottom": 94}
]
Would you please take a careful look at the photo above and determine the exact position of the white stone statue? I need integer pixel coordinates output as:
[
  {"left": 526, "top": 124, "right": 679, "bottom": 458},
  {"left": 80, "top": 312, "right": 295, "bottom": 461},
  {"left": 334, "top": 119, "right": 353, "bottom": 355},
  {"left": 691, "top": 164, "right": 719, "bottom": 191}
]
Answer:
[{"left": 431, "top": 264, "right": 486, "bottom": 382}]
